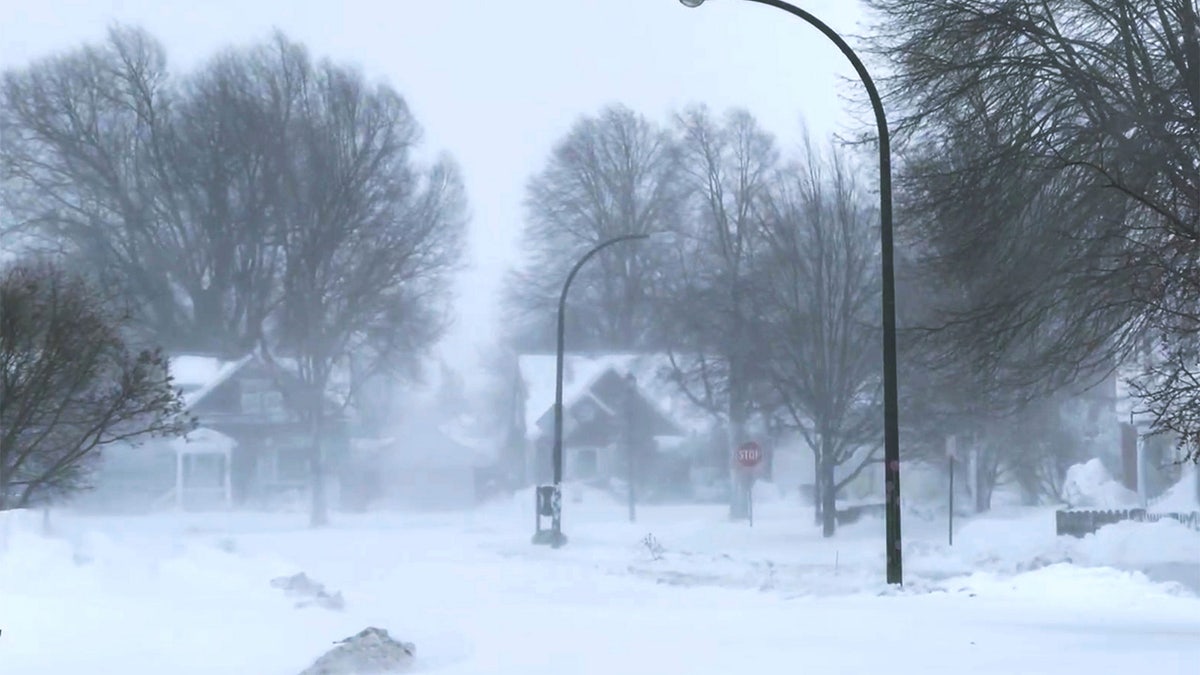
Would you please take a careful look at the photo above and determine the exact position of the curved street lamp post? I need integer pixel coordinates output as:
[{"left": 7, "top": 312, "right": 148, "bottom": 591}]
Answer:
[
  {"left": 679, "top": 0, "right": 903, "bottom": 585},
  {"left": 533, "top": 233, "right": 650, "bottom": 548}
]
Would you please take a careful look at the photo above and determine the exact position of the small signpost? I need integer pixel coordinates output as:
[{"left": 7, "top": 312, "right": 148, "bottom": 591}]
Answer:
[
  {"left": 735, "top": 441, "right": 763, "bottom": 527},
  {"left": 947, "top": 435, "right": 956, "bottom": 547}
]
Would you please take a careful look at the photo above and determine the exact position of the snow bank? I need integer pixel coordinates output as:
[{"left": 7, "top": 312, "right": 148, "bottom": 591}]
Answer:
[
  {"left": 1074, "top": 519, "right": 1200, "bottom": 568},
  {"left": 1062, "top": 458, "right": 1140, "bottom": 509},
  {"left": 1, "top": 512, "right": 361, "bottom": 673},
  {"left": 0, "top": 509, "right": 81, "bottom": 592},
  {"left": 901, "top": 506, "right": 1200, "bottom": 588},
  {"left": 1152, "top": 465, "right": 1200, "bottom": 514},
  {"left": 0, "top": 508, "right": 40, "bottom": 554},
  {"left": 950, "top": 563, "right": 1190, "bottom": 606}
]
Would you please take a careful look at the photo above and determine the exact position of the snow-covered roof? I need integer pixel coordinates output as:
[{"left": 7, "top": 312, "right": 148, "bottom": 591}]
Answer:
[
  {"left": 170, "top": 354, "right": 254, "bottom": 409},
  {"left": 516, "top": 353, "right": 713, "bottom": 441}
]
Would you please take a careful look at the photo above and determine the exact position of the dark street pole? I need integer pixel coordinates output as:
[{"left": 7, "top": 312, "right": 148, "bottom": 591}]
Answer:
[
  {"left": 533, "top": 233, "right": 649, "bottom": 548},
  {"left": 679, "top": 0, "right": 903, "bottom": 585}
]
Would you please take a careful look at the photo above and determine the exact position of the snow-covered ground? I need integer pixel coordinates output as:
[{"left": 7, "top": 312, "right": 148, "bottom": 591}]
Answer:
[{"left": 2, "top": 485, "right": 1198, "bottom": 674}]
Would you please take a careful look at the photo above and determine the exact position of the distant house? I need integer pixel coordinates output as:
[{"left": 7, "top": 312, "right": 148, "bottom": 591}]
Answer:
[
  {"left": 507, "top": 353, "right": 711, "bottom": 498},
  {"left": 81, "top": 352, "right": 352, "bottom": 512},
  {"left": 172, "top": 353, "right": 351, "bottom": 507},
  {"left": 329, "top": 357, "right": 504, "bottom": 511},
  {"left": 340, "top": 412, "right": 495, "bottom": 511},
  {"left": 79, "top": 426, "right": 237, "bottom": 513}
]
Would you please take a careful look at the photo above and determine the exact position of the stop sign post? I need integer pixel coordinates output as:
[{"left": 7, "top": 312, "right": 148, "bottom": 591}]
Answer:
[{"left": 735, "top": 441, "right": 762, "bottom": 526}]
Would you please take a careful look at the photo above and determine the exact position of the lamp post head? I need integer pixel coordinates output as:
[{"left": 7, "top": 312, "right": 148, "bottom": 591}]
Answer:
[{"left": 679, "top": 0, "right": 707, "bottom": 7}]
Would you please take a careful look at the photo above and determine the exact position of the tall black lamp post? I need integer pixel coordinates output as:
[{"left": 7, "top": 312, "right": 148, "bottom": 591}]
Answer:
[
  {"left": 532, "top": 233, "right": 650, "bottom": 548},
  {"left": 679, "top": 0, "right": 903, "bottom": 585}
]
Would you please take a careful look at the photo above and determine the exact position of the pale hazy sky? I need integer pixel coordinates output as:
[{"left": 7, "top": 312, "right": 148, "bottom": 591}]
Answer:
[{"left": 2, "top": 0, "right": 870, "bottom": 390}]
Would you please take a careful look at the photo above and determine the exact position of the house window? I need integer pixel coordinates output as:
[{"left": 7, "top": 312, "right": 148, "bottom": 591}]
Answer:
[{"left": 241, "top": 390, "right": 287, "bottom": 418}]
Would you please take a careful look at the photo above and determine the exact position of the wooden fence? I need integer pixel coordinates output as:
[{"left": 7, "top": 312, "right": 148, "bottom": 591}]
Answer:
[{"left": 1055, "top": 508, "right": 1200, "bottom": 538}]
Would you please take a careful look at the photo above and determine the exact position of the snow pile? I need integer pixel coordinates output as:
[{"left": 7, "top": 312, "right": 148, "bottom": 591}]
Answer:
[
  {"left": 0, "top": 509, "right": 81, "bottom": 590},
  {"left": 1062, "top": 458, "right": 1140, "bottom": 509},
  {"left": 902, "top": 508, "right": 1200, "bottom": 584},
  {"left": 0, "top": 508, "right": 39, "bottom": 555},
  {"left": 948, "top": 563, "right": 1188, "bottom": 606},
  {"left": 298, "top": 627, "right": 415, "bottom": 675},
  {"left": 1073, "top": 519, "right": 1200, "bottom": 569},
  {"left": 271, "top": 572, "right": 346, "bottom": 611},
  {"left": 1151, "top": 465, "right": 1200, "bottom": 514}
]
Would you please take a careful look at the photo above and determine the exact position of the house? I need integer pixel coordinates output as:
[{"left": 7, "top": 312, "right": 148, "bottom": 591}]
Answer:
[
  {"left": 335, "top": 357, "right": 503, "bottom": 511},
  {"left": 169, "top": 353, "right": 352, "bottom": 508},
  {"left": 340, "top": 413, "right": 494, "bottom": 511},
  {"left": 75, "top": 427, "right": 236, "bottom": 513},
  {"left": 508, "top": 353, "right": 712, "bottom": 499},
  {"left": 79, "top": 352, "right": 354, "bottom": 512}
]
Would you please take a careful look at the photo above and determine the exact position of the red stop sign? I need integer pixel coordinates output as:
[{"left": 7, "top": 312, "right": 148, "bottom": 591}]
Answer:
[{"left": 735, "top": 441, "right": 763, "bottom": 468}]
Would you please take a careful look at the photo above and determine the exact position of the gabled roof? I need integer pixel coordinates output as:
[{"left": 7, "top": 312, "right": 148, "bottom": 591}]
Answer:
[
  {"left": 516, "top": 353, "right": 713, "bottom": 441},
  {"left": 170, "top": 352, "right": 353, "bottom": 414},
  {"left": 170, "top": 354, "right": 254, "bottom": 409}
]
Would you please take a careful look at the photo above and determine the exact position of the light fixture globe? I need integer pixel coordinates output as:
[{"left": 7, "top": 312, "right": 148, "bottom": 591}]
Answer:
[{"left": 679, "top": 0, "right": 707, "bottom": 7}]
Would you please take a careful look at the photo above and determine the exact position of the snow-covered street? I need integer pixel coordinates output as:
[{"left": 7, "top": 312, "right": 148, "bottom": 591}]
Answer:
[{"left": 2, "top": 487, "right": 1197, "bottom": 674}]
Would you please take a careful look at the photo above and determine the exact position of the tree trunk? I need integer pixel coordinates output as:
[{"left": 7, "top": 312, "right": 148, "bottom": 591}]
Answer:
[
  {"left": 813, "top": 450, "right": 823, "bottom": 525},
  {"left": 728, "top": 416, "right": 749, "bottom": 520},
  {"left": 975, "top": 471, "right": 994, "bottom": 513},
  {"left": 971, "top": 442, "right": 996, "bottom": 513},
  {"left": 820, "top": 451, "right": 837, "bottom": 538},
  {"left": 309, "top": 413, "right": 329, "bottom": 528}
]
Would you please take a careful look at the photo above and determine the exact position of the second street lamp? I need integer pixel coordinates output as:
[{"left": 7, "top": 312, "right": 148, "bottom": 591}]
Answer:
[
  {"left": 532, "top": 232, "right": 650, "bottom": 548},
  {"left": 678, "top": 0, "right": 904, "bottom": 585}
]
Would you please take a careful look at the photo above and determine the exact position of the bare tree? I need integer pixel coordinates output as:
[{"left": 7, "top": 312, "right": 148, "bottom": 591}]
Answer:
[
  {"left": 157, "top": 38, "right": 295, "bottom": 355},
  {"left": 664, "top": 105, "right": 779, "bottom": 517},
  {"left": 264, "top": 41, "right": 466, "bottom": 526},
  {"left": 0, "top": 26, "right": 188, "bottom": 345},
  {"left": 754, "top": 141, "right": 883, "bottom": 537},
  {"left": 507, "top": 104, "right": 682, "bottom": 351},
  {"left": 0, "top": 26, "right": 285, "bottom": 356},
  {"left": 0, "top": 260, "right": 192, "bottom": 509},
  {"left": 865, "top": 0, "right": 1199, "bottom": 429}
]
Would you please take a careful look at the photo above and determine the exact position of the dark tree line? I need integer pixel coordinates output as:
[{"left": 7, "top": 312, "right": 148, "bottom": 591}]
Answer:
[{"left": 1, "top": 27, "right": 466, "bottom": 523}]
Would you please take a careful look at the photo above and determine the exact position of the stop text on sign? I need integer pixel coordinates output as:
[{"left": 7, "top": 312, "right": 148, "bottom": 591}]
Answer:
[{"left": 736, "top": 441, "right": 762, "bottom": 468}]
